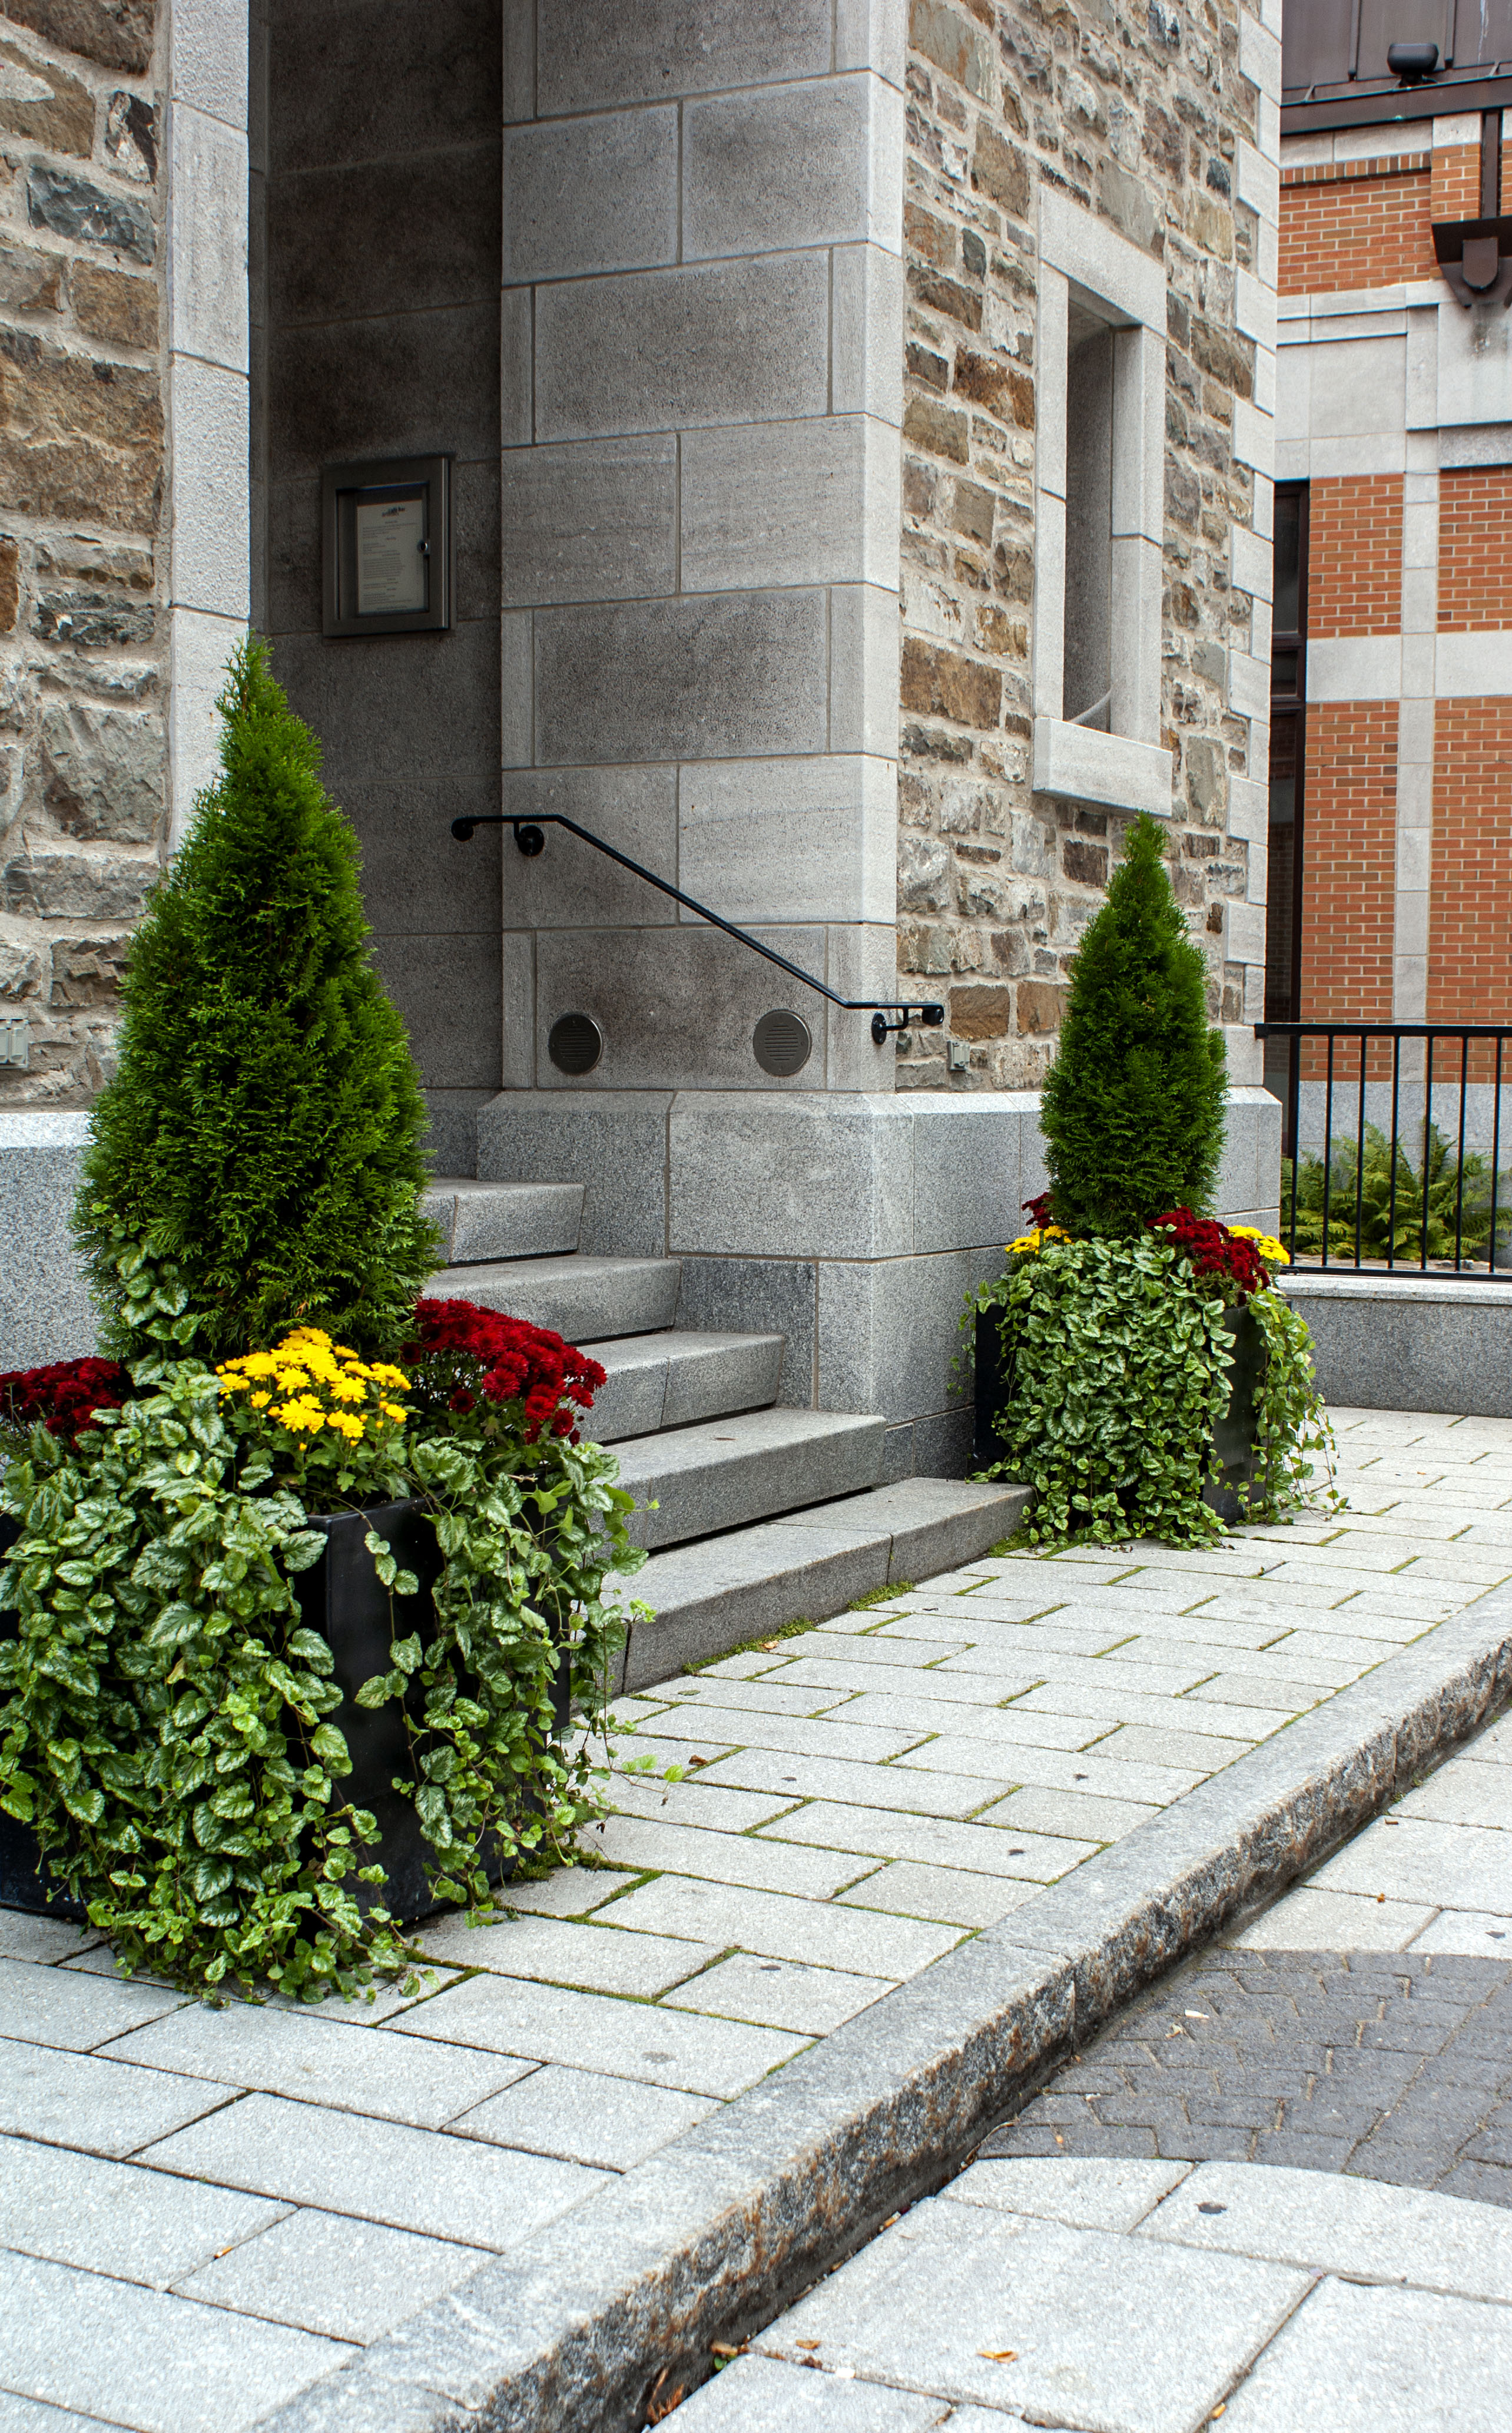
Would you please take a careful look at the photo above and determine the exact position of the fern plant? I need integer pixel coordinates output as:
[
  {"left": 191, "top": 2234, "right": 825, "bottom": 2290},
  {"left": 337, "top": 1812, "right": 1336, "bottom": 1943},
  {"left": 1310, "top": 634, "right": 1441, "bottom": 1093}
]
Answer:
[{"left": 1283, "top": 1122, "right": 1510, "bottom": 1264}]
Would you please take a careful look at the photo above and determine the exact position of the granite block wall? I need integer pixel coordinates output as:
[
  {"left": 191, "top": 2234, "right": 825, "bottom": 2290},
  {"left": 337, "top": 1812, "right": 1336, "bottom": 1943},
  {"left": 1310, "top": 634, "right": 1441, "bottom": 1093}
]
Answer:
[
  {"left": 496, "top": 0, "right": 908, "bottom": 1100},
  {"left": 257, "top": 0, "right": 503, "bottom": 1167}
]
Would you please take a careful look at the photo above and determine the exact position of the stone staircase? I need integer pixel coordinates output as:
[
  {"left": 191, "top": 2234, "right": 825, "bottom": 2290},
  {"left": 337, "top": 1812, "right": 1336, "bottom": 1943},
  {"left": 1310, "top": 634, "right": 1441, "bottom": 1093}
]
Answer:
[{"left": 423, "top": 1177, "right": 1027, "bottom": 1692}]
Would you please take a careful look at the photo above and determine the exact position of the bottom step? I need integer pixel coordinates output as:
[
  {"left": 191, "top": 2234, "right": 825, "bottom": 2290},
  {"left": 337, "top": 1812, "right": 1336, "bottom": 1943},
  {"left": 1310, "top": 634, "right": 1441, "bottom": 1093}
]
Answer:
[{"left": 614, "top": 1477, "right": 1030, "bottom": 1692}]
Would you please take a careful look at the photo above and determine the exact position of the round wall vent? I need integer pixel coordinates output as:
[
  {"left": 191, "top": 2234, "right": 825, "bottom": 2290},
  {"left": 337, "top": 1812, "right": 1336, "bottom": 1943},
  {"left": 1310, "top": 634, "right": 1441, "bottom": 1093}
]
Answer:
[
  {"left": 753, "top": 1008, "right": 811, "bottom": 1077},
  {"left": 548, "top": 1011, "right": 603, "bottom": 1075}
]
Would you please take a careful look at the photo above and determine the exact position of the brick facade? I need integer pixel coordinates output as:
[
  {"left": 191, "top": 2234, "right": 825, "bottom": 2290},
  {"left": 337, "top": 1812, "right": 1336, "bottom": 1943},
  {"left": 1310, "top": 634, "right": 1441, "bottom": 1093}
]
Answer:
[
  {"left": 894, "top": 0, "right": 1270, "bottom": 1092},
  {"left": 1278, "top": 160, "right": 1435, "bottom": 296},
  {"left": 1439, "top": 467, "right": 1512, "bottom": 633},
  {"left": 1299, "top": 701, "right": 1398, "bottom": 1024},
  {"left": 1429, "top": 698, "right": 1512, "bottom": 1029},
  {"left": 0, "top": 0, "right": 165, "bottom": 1104},
  {"left": 1306, "top": 474, "right": 1404, "bottom": 638}
]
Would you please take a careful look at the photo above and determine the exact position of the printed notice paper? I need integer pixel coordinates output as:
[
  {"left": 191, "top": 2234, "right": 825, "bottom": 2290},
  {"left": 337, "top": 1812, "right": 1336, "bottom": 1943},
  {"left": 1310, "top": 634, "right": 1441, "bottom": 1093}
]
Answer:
[{"left": 356, "top": 495, "right": 426, "bottom": 614}]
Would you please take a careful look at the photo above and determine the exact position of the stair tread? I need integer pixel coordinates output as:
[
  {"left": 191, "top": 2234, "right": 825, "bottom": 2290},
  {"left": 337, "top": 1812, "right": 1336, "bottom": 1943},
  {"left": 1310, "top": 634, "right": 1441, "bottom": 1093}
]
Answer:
[
  {"left": 614, "top": 1478, "right": 1031, "bottom": 1690},
  {"left": 423, "top": 1178, "right": 583, "bottom": 1265},
  {"left": 611, "top": 1406, "right": 882, "bottom": 1482},
  {"left": 583, "top": 1329, "right": 785, "bottom": 1373},
  {"left": 431, "top": 1254, "right": 681, "bottom": 1342}
]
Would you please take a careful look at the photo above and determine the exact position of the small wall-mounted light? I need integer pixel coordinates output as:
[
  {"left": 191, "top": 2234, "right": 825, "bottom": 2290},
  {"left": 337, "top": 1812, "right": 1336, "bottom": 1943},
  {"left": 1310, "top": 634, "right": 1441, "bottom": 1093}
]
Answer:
[
  {"left": 1387, "top": 41, "right": 1438, "bottom": 82},
  {"left": 321, "top": 455, "right": 452, "bottom": 638}
]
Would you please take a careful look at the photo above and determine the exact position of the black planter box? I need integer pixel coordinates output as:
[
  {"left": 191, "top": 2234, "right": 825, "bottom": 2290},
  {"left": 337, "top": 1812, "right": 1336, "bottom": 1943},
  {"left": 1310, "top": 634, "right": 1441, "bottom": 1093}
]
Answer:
[
  {"left": 973, "top": 1297, "right": 1266, "bottom": 1520},
  {"left": 1, "top": 1495, "right": 566, "bottom": 1928}
]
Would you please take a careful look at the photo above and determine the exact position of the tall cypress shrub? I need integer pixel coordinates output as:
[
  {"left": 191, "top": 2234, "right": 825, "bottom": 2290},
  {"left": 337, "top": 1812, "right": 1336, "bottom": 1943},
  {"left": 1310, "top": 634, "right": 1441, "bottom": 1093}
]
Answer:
[
  {"left": 1039, "top": 811, "right": 1227, "bottom": 1234},
  {"left": 77, "top": 638, "right": 439, "bottom": 1356}
]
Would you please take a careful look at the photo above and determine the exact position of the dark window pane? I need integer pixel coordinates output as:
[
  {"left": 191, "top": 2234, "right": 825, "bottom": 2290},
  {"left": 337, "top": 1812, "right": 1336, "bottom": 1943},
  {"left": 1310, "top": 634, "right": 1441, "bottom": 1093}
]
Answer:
[
  {"left": 1274, "top": 491, "right": 1301, "bottom": 636},
  {"left": 1271, "top": 649, "right": 1299, "bottom": 697}
]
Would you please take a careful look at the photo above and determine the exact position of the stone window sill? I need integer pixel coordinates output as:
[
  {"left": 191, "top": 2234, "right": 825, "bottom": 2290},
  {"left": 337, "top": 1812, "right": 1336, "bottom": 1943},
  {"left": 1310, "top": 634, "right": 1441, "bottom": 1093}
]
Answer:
[{"left": 1032, "top": 718, "right": 1172, "bottom": 819}]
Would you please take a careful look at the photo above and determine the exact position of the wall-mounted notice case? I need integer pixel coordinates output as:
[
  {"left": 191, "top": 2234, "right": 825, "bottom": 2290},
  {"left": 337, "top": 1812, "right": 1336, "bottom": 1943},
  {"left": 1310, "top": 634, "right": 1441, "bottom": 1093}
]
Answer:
[{"left": 321, "top": 455, "right": 452, "bottom": 637}]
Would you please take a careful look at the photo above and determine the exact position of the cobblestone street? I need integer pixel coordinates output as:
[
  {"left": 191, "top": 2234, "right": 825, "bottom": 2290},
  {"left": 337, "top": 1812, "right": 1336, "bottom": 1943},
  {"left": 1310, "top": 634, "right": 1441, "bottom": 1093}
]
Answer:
[{"left": 2, "top": 1407, "right": 1512, "bottom": 2427}]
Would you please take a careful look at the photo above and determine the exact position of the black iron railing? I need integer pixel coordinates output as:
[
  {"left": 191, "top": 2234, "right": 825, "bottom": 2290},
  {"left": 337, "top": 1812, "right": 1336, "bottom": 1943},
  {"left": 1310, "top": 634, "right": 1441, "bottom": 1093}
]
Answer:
[
  {"left": 1255, "top": 1021, "right": 1512, "bottom": 1276},
  {"left": 452, "top": 811, "right": 944, "bottom": 1044}
]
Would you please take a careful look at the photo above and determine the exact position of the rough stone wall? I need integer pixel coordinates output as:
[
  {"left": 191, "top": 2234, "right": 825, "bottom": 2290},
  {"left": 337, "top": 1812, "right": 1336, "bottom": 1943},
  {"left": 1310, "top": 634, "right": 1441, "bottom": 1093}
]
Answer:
[
  {"left": 896, "top": 0, "right": 1270, "bottom": 1090},
  {"left": 0, "top": 0, "right": 165, "bottom": 1105}
]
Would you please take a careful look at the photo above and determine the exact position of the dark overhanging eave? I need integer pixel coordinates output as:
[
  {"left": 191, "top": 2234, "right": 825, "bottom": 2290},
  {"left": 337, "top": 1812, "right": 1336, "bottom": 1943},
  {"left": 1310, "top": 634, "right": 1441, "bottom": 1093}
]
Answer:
[{"left": 1282, "top": 69, "right": 1512, "bottom": 138}]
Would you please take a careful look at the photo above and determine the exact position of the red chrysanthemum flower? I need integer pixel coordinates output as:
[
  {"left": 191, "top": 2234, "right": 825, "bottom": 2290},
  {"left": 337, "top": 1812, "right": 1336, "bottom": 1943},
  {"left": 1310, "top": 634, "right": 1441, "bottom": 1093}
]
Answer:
[
  {"left": 0, "top": 1357, "right": 131, "bottom": 1446},
  {"left": 1148, "top": 1207, "right": 1269, "bottom": 1296},
  {"left": 401, "top": 1299, "right": 605, "bottom": 1443}
]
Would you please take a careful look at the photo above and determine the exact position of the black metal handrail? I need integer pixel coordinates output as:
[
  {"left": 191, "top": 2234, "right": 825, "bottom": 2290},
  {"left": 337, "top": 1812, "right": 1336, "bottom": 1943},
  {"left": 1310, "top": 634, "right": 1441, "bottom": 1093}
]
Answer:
[
  {"left": 453, "top": 811, "right": 946, "bottom": 1042},
  {"left": 1256, "top": 1020, "right": 1512, "bottom": 1277}
]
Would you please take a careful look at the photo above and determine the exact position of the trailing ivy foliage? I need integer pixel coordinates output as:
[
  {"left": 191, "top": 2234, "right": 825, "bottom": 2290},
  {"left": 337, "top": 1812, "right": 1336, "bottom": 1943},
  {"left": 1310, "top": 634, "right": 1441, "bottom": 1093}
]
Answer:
[
  {"left": 75, "top": 638, "right": 439, "bottom": 1362},
  {"left": 970, "top": 1234, "right": 1337, "bottom": 1545},
  {"left": 1249, "top": 1287, "right": 1340, "bottom": 1522},
  {"left": 0, "top": 1355, "right": 638, "bottom": 1999},
  {"left": 1039, "top": 813, "right": 1228, "bottom": 1236}
]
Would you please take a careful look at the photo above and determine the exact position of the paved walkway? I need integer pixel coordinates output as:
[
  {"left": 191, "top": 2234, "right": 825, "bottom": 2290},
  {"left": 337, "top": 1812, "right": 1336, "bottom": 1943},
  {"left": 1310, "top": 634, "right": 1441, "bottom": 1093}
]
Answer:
[
  {"left": 1, "top": 1408, "right": 1511, "bottom": 2428},
  {"left": 683, "top": 1677, "right": 1512, "bottom": 2428}
]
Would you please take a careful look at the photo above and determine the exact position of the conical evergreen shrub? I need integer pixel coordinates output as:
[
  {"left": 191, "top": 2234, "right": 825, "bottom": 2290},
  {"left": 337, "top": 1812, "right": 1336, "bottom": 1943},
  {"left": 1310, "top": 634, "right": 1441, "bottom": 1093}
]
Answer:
[
  {"left": 77, "top": 637, "right": 439, "bottom": 1357},
  {"left": 1039, "top": 811, "right": 1228, "bottom": 1234}
]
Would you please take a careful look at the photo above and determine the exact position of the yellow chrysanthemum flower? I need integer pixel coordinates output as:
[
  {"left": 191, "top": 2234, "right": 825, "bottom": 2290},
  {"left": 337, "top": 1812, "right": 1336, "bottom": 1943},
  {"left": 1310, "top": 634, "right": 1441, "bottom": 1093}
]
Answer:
[
  {"left": 380, "top": 1401, "right": 409, "bottom": 1422},
  {"left": 250, "top": 1391, "right": 271, "bottom": 1409},
  {"left": 1230, "top": 1226, "right": 1290, "bottom": 1267},
  {"left": 1006, "top": 1224, "right": 1070, "bottom": 1255}
]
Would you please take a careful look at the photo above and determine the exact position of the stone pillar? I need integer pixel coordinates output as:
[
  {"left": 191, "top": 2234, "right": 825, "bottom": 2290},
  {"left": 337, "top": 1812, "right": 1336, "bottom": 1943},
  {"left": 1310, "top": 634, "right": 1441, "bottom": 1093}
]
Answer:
[{"left": 496, "top": 0, "right": 906, "bottom": 1097}]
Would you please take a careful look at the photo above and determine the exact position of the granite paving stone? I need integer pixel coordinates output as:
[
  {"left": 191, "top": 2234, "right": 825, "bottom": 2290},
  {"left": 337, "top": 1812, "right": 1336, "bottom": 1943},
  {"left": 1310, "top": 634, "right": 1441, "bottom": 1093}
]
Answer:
[
  {"left": 96, "top": 2000, "right": 535, "bottom": 2128},
  {"left": 0, "top": 2252, "right": 353, "bottom": 2433},
  {"left": 755, "top": 1802, "right": 1096, "bottom": 1878},
  {"left": 0, "top": 2396, "right": 108, "bottom": 2431},
  {"left": 756, "top": 2199, "right": 1309, "bottom": 2432},
  {"left": 598, "top": 1875, "right": 964, "bottom": 1976},
  {"left": 1234, "top": 1888, "right": 1436, "bottom": 1949},
  {"left": 580, "top": 1812, "right": 881, "bottom": 1899},
  {"left": 137, "top": 2093, "right": 608, "bottom": 2249},
  {"left": 0, "top": 1956, "right": 185, "bottom": 2051},
  {"left": 1216, "top": 2275, "right": 1512, "bottom": 2431},
  {"left": 975, "top": 1785, "right": 1159, "bottom": 1839},
  {"left": 595, "top": 1775, "right": 804, "bottom": 1833},
  {"left": 450, "top": 2063, "right": 717, "bottom": 2168},
  {"left": 0, "top": 2136, "right": 286, "bottom": 2288},
  {"left": 389, "top": 1971, "right": 811, "bottom": 2094},
  {"left": 616, "top": 1706, "right": 927, "bottom": 1763},
  {"left": 672, "top": 2355, "right": 954, "bottom": 2429},
  {"left": 0, "top": 1916, "right": 101, "bottom": 1965},
  {"left": 837, "top": 1861, "right": 1037, "bottom": 1928},
  {"left": 946, "top": 2156, "right": 1192, "bottom": 2230},
  {"left": 0, "top": 2037, "right": 240, "bottom": 2157},
  {"left": 493, "top": 1866, "right": 644, "bottom": 1915},
  {"left": 171, "top": 2207, "right": 492, "bottom": 2346},
  {"left": 413, "top": 1911, "right": 721, "bottom": 1995},
  {"left": 662, "top": 1953, "right": 896, "bottom": 2034},
  {"left": 674, "top": 1747, "right": 1016, "bottom": 1817}
]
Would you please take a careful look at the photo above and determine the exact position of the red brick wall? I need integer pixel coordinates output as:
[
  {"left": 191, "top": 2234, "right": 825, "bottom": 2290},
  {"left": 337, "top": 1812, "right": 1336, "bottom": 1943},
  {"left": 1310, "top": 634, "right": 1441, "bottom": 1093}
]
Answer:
[
  {"left": 1307, "top": 475, "right": 1404, "bottom": 637},
  {"left": 1279, "top": 160, "right": 1434, "bottom": 296},
  {"left": 1431, "top": 143, "right": 1481, "bottom": 222},
  {"left": 1440, "top": 466, "right": 1512, "bottom": 631},
  {"left": 1299, "top": 703, "right": 1399, "bottom": 1023},
  {"left": 1429, "top": 700, "right": 1512, "bottom": 1031}
]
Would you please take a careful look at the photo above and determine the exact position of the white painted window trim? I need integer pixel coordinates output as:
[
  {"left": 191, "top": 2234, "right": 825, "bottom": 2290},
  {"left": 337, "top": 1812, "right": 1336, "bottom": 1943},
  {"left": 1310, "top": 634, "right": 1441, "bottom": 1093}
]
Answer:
[{"left": 1032, "top": 188, "right": 1173, "bottom": 819}]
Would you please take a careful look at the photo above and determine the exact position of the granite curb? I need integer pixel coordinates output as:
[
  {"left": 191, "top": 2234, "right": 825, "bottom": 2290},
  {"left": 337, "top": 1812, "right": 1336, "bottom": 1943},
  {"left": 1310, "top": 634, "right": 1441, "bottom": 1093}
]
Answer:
[{"left": 252, "top": 1578, "right": 1512, "bottom": 2433}]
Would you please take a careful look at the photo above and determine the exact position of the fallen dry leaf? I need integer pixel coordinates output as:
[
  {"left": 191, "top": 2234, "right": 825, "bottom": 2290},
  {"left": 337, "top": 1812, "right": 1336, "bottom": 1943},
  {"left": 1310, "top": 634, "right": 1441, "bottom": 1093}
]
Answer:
[
  {"left": 645, "top": 2368, "right": 687, "bottom": 2424},
  {"left": 795, "top": 2340, "right": 822, "bottom": 2352},
  {"left": 688, "top": 1755, "right": 708, "bottom": 1769},
  {"left": 709, "top": 2342, "right": 743, "bottom": 2360},
  {"left": 979, "top": 2348, "right": 1019, "bottom": 2363}
]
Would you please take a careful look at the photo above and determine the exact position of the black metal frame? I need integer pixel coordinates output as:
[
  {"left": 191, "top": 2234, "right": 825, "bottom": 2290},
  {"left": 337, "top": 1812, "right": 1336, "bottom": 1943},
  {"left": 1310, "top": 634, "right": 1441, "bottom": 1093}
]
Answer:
[
  {"left": 1256, "top": 1019, "right": 1512, "bottom": 1276},
  {"left": 452, "top": 811, "right": 946, "bottom": 1043}
]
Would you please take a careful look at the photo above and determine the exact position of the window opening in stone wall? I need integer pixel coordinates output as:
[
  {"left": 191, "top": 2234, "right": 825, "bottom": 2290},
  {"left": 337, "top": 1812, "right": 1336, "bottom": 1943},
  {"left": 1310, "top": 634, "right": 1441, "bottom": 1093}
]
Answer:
[
  {"left": 1062, "top": 306, "right": 1115, "bottom": 734},
  {"left": 1265, "top": 481, "right": 1309, "bottom": 1129}
]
